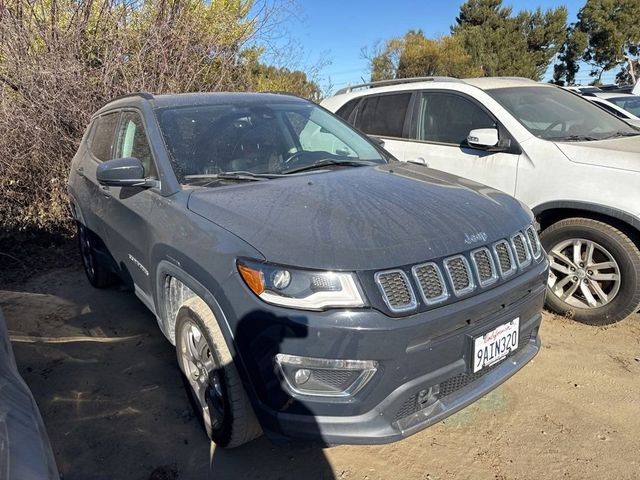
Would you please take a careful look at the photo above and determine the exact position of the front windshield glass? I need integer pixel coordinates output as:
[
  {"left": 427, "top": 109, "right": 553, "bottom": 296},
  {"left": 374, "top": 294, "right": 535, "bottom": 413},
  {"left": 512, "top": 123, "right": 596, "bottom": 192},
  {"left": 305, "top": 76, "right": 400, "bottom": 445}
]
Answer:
[
  {"left": 155, "top": 101, "right": 386, "bottom": 183},
  {"left": 608, "top": 96, "right": 640, "bottom": 117},
  {"left": 487, "top": 86, "right": 639, "bottom": 141}
]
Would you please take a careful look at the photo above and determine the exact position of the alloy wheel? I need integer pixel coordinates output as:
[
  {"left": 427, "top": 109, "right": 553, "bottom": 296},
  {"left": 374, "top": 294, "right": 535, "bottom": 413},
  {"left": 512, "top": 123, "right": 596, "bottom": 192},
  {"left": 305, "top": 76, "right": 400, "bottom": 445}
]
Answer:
[
  {"left": 547, "top": 238, "right": 621, "bottom": 309},
  {"left": 179, "top": 320, "right": 226, "bottom": 436}
]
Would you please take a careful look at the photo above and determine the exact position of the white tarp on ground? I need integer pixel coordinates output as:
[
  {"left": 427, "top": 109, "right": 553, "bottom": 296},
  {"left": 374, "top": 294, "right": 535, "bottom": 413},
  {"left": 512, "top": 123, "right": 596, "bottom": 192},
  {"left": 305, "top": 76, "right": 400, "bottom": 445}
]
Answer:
[{"left": 0, "top": 307, "right": 59, "bottom": 480}]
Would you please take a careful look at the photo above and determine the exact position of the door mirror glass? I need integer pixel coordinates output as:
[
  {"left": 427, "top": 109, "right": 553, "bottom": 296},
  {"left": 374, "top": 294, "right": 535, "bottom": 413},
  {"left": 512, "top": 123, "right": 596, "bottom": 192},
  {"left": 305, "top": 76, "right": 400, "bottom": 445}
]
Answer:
[
  {"left": 96, "top": 157, "right": 151, "bottom": 187},
  {"left": 467, "top": 128, "right": 499, "bottom": 149}
]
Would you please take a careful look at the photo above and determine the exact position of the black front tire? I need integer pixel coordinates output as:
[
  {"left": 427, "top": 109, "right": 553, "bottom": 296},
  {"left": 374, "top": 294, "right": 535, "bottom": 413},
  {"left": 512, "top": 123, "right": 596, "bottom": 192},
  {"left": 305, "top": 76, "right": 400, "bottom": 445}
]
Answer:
[
  {"left": 540, "top": 218, "right": 640, "bottom": 324},
  {"left": 175, "top": 297, "right": 262, "bottom": 448},
  {"left": 77, "top": 223, "right": 118, "bottom": 288}
]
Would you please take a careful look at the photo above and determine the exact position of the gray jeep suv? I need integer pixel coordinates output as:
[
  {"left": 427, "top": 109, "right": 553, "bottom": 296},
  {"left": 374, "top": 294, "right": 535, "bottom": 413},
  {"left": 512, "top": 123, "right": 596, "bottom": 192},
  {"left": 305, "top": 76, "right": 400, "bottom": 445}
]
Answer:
[{"left": 68, "top": 92, "right": 548, "bottom": 448}]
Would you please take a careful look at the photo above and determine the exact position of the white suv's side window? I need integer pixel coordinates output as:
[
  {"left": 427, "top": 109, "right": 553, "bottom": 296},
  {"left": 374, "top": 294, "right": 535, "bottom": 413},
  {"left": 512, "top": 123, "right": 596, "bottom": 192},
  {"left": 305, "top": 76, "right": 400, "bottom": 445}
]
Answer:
[
  {"left": 355, "top": 93, "right": 412, "bottom": 138},
  {"left": 417, "top": 92, "right": 496, "bottom": 145}
]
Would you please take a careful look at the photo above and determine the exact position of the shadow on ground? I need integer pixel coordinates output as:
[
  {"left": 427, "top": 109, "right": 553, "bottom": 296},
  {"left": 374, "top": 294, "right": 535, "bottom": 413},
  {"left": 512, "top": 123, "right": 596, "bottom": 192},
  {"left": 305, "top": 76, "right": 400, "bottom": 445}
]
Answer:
[{"left": 0, "top": 268, "right": 334, "bottom": 480}]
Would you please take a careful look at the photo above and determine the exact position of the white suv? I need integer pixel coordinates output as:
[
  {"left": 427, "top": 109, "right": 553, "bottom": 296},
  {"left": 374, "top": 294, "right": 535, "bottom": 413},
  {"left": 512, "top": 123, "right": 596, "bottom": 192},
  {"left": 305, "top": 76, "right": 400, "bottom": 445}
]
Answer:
[{"left": 322, "top": 77, "right": 640, "bottom": 324}]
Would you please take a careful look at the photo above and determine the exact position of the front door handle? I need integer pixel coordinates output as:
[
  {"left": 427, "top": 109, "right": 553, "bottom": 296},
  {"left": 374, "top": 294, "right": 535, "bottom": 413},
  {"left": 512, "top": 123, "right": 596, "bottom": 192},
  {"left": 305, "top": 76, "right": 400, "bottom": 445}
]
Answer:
[
  {"left": 100, "top": 185, "right": 112, "bottom": 198},
  {"left": 76, "top": 166, "right": 85, "bottom": 177}
]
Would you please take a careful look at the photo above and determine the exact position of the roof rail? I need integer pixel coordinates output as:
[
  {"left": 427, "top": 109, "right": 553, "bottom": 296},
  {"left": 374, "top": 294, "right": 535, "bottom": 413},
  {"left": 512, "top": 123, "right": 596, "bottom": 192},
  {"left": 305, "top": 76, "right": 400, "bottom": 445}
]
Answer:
[
  {"left": 103, "top": 92, "right": 154, "bottom": 107},
  {"left": 335, "top": 76, "right": 462, "bottom": 95},
  {"left": 500, "top": 77, "right": 537, "bottom": 82}
]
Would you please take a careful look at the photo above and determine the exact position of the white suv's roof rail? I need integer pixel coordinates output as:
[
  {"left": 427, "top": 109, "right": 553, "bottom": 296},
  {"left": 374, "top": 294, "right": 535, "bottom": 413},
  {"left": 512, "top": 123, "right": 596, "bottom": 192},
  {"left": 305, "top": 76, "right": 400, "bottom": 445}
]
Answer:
[{"left": 335, "top": 76, "right": 463, "bottom": 94}]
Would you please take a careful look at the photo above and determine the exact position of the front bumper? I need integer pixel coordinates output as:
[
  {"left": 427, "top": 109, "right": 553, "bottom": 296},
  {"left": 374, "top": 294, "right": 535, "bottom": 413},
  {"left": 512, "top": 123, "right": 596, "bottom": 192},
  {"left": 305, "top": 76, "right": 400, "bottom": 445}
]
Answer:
[
  {"left": 226, "top": 259, "right": 547, "bottom": 445},
  {"left": 268, "top": 333, "right": 539, "bottom": 445}
]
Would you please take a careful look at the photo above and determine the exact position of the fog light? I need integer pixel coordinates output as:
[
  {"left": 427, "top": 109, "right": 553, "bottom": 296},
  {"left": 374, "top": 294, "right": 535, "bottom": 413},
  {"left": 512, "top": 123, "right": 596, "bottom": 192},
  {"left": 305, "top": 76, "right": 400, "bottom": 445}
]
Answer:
[
  {"left": 294, "top": 368, "right": 311, "bottom": 385},
  {"left": 274, "top": 354, "right": 378, "bottom": 397}
]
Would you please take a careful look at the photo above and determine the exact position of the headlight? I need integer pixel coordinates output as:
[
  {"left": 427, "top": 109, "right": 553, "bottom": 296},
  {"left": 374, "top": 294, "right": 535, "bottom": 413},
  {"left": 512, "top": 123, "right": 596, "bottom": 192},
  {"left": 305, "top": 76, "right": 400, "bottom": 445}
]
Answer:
[{"left": 237, "top": 259, "right": 366, "bottom": 310}]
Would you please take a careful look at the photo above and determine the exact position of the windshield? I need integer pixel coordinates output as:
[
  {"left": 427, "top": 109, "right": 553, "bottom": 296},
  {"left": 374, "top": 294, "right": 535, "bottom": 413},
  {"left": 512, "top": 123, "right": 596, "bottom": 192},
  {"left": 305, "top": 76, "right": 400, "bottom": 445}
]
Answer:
[
  {"left": 487, "top": 86, "right": 639, "bottom": 141},
  {"left": 607, "top": 96, "right": 640, "bottom": 117},
  {"left": 155, "top": 101, "right": 386, "bottom": 184}
]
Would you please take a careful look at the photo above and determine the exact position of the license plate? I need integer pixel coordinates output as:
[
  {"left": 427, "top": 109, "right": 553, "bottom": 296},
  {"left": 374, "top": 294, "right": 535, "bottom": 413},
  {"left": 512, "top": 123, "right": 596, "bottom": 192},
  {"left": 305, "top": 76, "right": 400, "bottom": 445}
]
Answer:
[{"left": 472, "top": 318, "right": 520, "bottom": 373}]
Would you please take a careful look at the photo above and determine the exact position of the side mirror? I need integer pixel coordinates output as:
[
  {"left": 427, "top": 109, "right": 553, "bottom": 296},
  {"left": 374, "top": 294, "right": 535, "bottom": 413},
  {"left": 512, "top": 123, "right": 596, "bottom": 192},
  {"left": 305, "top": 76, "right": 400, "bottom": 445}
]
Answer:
[
  {"left": 96, "top": 158, "right": 154, "bottom": 187},
  {"left": 467, "top": 128, "right": 499, "bottom": 149}
]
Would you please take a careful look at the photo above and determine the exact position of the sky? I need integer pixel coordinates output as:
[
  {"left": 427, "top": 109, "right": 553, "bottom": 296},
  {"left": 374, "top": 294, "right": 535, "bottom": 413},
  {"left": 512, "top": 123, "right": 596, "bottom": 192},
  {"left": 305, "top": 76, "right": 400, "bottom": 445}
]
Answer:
[{"left": 269, "top": 0, "right": 618, "bottom": 94}]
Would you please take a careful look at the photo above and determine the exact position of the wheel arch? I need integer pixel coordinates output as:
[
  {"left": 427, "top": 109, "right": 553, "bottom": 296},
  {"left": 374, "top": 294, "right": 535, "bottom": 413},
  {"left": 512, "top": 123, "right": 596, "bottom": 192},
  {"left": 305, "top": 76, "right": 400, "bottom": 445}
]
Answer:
[
  {"left": 68, "top": 194, "right": 85, "bottom": 225},
  {"left": 154, "top": 260, "right": 236, "bottom": 352},
  {"left": 534, "top": 201, "right": 640, "bottom": 248}
]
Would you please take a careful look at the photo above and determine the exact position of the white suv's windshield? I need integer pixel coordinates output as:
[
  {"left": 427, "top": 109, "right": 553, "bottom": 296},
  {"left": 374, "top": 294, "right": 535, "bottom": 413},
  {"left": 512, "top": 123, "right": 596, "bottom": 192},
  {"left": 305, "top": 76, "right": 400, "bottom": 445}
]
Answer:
[
  {"left": 488, "top": 86, "right": 639, "bottom": 141},
  {"left": 156, "top": 102, "right": 386, "bottom": 184}
]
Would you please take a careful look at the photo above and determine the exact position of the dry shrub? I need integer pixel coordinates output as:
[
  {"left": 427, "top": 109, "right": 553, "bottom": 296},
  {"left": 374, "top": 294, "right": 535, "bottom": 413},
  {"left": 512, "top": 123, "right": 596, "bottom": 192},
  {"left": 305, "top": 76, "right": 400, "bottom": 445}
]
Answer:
[{"left": 0, "top": 0, "right": 318, "bottom": 243}]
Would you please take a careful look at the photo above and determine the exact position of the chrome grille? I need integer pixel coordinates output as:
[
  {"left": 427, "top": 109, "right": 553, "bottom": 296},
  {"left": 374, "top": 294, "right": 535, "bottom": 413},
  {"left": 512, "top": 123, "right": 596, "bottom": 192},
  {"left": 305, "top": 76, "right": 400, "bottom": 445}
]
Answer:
[
  {"left": 511, "top": 232, "right": 531, "bottom": 267},
  {"left": 444, "top": 256, "right": 475, "bottom": 296},
  {"left": 412, "top": 263, "right": 448, "bottom": 305},
  {"left": 494, "top": 240, "right": 516, "bottom": 277},
  {"left": 526, "top": 225, "right": 542, "bottom": 259},
  {"left": 375, "top": 270, "right": 416, "bottom": 313},
  {"left": 471, "top": 248, "right": 498, "bottom": 286}
]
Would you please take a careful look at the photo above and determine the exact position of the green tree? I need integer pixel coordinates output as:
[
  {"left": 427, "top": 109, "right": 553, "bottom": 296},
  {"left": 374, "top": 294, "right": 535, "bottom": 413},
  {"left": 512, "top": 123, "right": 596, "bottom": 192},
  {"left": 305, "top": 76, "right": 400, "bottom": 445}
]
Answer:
[
  {"left": 552, "top": 27, "right": 589, "bottom": 85},
  {"left": 369, "top": 30, "right": 481, "bottom": 81},
  {"left": 250, "top": 62, "right": 321, "bottom": 101},
  {"left": 553, "top": 0, "right": 640, "bottom": 85},
  {"left": 451, "top": 0, "right": 567, "bottom": 80}
]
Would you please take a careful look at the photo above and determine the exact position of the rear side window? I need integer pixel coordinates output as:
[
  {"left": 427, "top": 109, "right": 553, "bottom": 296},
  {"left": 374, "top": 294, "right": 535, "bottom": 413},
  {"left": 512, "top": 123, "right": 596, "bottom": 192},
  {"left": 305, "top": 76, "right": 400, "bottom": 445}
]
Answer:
[
  {"left": 335, "top": 99, "right": 360, "bottom": 123},
  {"left": 355, "top": 93, "right": 412, "bottom": 138},
  {"left": 89, "top": 112, "right": 119, "bottom": 161},
  {"left": 416, "top": 93, "right": 495, "bottom": 145}
]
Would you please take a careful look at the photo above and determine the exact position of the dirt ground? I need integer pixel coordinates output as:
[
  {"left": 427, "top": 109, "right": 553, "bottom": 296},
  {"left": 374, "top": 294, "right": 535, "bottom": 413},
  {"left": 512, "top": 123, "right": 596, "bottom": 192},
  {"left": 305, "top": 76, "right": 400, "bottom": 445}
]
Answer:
[{"left": 1, "top": 267, "right": 639, "bottom": 480}]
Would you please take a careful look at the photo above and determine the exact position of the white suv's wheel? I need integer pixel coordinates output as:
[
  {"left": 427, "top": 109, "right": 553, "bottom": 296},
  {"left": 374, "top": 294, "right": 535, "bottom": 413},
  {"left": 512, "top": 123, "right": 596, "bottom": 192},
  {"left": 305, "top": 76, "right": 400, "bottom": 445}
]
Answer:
[{"left": 541, "top": 218, "right": 640, "bottom": 324}]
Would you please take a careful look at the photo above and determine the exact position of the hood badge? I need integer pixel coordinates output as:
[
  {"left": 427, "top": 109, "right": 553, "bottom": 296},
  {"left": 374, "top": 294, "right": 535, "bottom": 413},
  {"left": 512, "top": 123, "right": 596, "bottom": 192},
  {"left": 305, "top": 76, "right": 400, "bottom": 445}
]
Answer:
[{"left": 464, "top": 232, "right": 488, "bottom": 245}]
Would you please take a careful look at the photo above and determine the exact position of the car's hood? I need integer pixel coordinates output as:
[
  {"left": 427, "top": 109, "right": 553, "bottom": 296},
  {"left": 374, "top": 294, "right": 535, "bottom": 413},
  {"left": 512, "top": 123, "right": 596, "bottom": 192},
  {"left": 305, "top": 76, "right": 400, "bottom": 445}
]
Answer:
[
  {"left": 554, "top": 135, "right": 640, "bottom": 172},
  {"left": 187, "top": 163, "right": 532, "bottom": 270}
]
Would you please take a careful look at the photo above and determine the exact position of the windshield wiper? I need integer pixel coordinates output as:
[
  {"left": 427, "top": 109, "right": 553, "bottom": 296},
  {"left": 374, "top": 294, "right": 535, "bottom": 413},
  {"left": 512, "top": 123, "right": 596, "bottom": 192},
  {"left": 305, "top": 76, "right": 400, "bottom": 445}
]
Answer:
[
  {"left": 551, "top": 134, "right": 600, "bottom": 142},
  {"left": 281, "top": 159, "right": 376, "bottom": 175},
  {"left": 183, "top": 171, "right": 283, "bottom": 182},
  {"left": 599, "top": 131, "right": 640, "bottom": 140}
]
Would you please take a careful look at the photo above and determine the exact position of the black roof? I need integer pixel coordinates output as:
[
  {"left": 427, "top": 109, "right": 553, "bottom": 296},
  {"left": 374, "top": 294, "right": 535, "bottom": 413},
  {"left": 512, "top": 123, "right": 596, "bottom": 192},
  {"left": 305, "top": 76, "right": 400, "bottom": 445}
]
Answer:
[{"left": 97, "top": 91, "right": 307, "bottom": 115}]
